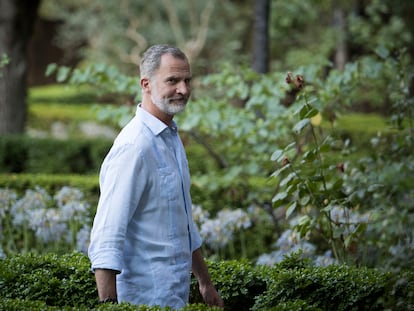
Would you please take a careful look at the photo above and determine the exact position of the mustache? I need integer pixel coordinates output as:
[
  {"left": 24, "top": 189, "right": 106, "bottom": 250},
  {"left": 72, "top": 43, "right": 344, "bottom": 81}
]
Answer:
[{"left": 169, "top": 96, "right": 188, "bottom": 102}]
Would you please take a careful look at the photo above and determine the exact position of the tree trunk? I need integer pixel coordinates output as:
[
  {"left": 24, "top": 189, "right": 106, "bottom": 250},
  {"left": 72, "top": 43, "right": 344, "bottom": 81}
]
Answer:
[
  {"left": 252, "top": 0, "right": 270, "bottom": 74},
  {"left": 333, "top": 3, "right": 348, "bottom": 71},
  {"left": 0, "top": 0, "right": 40, "bottom": 135}
]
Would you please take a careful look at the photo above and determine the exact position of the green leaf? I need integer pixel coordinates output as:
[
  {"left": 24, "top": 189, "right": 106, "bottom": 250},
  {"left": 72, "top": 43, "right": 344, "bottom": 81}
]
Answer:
[
  {"left": 331, "top": 179, "right": 343, "bottom": 191},
  {"left": 285, "top": 142, "right": 297, "bottom": 151},
  {"left": 271, "top": 149, "right": 284, "bottom": 161},
  {"left": 56, "top": 66, "right": 71, "bottom": 82},
  {"left": 309, "top": 175, "right": 323, "bottom": 182},
  {"left": 299, "top": 195, "right": 310, "bottom": 205},
  {"left": 354, "top": 223, "right": 367, "bottom": 235},
  {"left": 293, "top": 119, "right": 310, "bottom": 134},
  {"left": 45, "top": 63, "right": 57, "bottom": 77},
  {"left": 367, "top": 184, "right": 383, "bottom": 192},
  {"left": 344, "top": 235, "right": 353, "bottom": 248},
  {"left": 303, "top": 149, "right": 316, "bottom": 161},
  {"left": 280, "top": 172, "right": 296, "bottom": 187},
  {"left": 299, "top": 104, "right": 319, "bottom": 119},
  {"left": 285, "top": 201, "right": 297, "bottom": 218},
  {"left": 319, "top": 143, "right": 331, "bottom": 153},
  {"left": 271, "top": 165, "right": 290, "bottom": 178},
  {"left": 272, "top": 191, "right": 288, "bottom": 204},
  {"left": 374, "top": 45, "right": 390, "bottom": 59}
]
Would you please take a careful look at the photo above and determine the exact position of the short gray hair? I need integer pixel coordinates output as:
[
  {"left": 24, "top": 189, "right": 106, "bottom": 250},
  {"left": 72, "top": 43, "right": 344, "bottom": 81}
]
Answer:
[{"left": 140, "top": 44, "right": 188, "bottom": 79}]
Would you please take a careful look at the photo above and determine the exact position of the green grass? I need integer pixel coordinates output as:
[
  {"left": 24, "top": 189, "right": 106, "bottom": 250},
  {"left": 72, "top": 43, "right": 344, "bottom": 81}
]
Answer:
[
  {"left": 29, "top": 84, "right": 98, "bottom": 104},
  {"left": 335, "top": 113, "right": 390, "bottom": 135},
  {"left": 28, "top": 103, "right": 96, "bottom": 122},
  {"left": 28, "top": 84, "right": 105, "bottom": 128}
]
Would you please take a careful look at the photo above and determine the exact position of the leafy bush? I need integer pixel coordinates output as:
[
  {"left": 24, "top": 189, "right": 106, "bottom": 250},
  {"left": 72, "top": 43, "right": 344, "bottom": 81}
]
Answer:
[
  {"left": 0, "top": 136, "right": 111, "bottom": 174},
  {"left": 1, "top": 252, "right": 411, "bottom": 310},
  {"left": 387, "top": 270, "right": 414, "bottom": 311},
  {"left": 0, "top": 299, "right": 222, "bottom": 310},
  {"left": 0, "top": 252, "right": 97, "bottom": 308},
  {"left": 190, "top": 259, "right": 266, "bottom": 311},
  {"left": 252, "top": 255, "right": 390, "bottom": 311},
  {"left": 0, "top": 173, "right": 99, "bottom": 197}
]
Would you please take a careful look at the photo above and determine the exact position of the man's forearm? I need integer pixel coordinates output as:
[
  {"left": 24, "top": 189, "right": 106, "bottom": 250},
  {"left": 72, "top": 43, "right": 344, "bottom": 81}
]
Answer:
[
  {"left": 192, "top": 248, "right": 224, "bottom": 308},
  {"left": 192, "top": 248, "right": 213, "bottom": 286},
  {"left": 95, "top": 269, "right": 118, "bottom": 301}
]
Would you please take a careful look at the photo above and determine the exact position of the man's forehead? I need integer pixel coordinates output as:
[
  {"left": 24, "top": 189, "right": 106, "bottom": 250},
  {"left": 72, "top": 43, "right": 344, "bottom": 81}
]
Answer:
[{"left": 159, "top": 54, "right": 190, "bottom": 71}]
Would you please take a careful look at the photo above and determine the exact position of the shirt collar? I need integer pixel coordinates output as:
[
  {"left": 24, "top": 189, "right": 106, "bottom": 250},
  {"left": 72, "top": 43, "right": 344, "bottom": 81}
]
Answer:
[{"left": 136, "top": 104, "right": 177, "bottom": 135}]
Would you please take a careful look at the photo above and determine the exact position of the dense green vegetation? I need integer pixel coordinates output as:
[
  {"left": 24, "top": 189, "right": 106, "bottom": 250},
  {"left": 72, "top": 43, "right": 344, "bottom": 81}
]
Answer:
[{"left": 1, "top": 251, "right": 411, "bottom": 310}]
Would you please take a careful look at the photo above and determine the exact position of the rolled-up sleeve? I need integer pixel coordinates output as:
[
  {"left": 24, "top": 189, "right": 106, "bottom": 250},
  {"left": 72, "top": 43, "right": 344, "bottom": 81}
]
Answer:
[{"left": 88, "top": 143, "right": 147, "bottom": 273}]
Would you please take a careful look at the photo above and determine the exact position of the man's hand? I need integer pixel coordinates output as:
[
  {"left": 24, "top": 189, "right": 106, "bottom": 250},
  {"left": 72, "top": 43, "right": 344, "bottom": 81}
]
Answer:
[
  {"left": 199, "top": 282, "right": 224, "bottom": 308},
  {"left": 192, "top": 249, "right": 224, "bottom": 308},
  {"left": 94, "top": 269, "right": 118, "bottom": 303}
]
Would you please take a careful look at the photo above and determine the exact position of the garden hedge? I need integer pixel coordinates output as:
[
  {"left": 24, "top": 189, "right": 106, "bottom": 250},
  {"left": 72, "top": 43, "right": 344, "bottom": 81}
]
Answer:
[
  {"left": 1, "top": 252, "right": 412, "bottom": 310},
  {"left": 0, "top": 134, "right": 217, "bottom": 176},
  {"left": 0, "top": 135, "right": 112, "bottom": 174}
]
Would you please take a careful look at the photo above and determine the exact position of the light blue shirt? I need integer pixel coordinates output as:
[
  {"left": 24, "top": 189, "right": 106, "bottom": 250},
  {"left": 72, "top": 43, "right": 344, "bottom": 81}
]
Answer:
[{"left": 88, "top": 106, "right": 202, "bottom": 309}]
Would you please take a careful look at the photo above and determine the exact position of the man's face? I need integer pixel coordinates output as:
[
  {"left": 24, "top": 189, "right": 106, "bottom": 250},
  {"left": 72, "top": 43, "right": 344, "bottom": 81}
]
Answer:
[{"left": 150, "top": 54, "right": 192, "bottom": 116}]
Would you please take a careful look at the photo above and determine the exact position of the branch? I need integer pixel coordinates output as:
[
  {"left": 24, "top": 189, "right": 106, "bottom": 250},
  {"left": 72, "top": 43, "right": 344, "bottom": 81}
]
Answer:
[
  {"left": 189, "top": 131, "right": 228, "bottom": 169},
  {"left": 162, "top": 0, "right": 214, "bottom": 63},
  {"left": 184, "top": 1, "right": 214, "bottom": 63},
  {"left": 118, "top": 0, "right": 147, "bottom": 65},
  {"left": 162, "top": 0, "right": 185, "bottom": 45}
]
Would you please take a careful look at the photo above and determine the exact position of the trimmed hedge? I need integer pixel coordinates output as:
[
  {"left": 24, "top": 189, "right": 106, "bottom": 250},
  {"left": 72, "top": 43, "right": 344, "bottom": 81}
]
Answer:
[
  {"left": 0, "top": 135, "right": 216, "bottom": 176},
  {"left": 0, "top": 135, "right": 112, "bottom": 174},
  {"left": 0, "top": 252, "right": 412, "bottom": 310},
  {"left": 0, "top": 134, "right": 272, "bottom": 213},
  {"left": 0, "top": 174, "right": 100, "bottom": 216},
  {"left": 0, "top": 173, "right": 99, "bottom": 194}
]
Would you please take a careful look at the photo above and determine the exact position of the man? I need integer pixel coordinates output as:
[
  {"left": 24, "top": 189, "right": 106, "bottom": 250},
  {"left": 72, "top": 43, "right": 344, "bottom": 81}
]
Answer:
[{"left": 88, "top": 44, "right": 223, "bottom": 309}]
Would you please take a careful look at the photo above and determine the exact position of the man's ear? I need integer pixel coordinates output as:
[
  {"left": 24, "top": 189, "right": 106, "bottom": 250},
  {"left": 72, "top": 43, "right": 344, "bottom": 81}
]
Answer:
[{"left": 140, "top": 78, "right": 151, "bottom": 93}]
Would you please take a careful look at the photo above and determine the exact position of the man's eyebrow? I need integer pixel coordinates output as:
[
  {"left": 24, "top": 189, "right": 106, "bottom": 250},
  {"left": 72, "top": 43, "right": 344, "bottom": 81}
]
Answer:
[{"left": 165, "top": 75, "right": 192, "bottom": 81}]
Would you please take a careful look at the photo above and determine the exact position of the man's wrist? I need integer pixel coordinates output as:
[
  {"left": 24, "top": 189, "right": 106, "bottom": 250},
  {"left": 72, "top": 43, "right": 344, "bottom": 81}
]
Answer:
[{"left": 99, "top": 297, "right": 118, "bottom": 304}]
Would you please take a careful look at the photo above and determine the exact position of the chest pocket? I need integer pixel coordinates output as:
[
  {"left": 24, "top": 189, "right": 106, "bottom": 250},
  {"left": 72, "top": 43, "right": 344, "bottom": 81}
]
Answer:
[{"left": 158, "top": 166, "right": 182, "bottom": 203}]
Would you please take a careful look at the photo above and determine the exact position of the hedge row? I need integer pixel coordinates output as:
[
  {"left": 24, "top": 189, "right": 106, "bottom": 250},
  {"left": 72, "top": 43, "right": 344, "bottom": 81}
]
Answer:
[
  {"left": 0, "top": 252, "right": 412, "bottom": 310},
  {"left": 0, "top": 135, "right": 112, "bottom": 174},
  {"left": 0, "top": 135, "right": 215, "bottom": 175}
]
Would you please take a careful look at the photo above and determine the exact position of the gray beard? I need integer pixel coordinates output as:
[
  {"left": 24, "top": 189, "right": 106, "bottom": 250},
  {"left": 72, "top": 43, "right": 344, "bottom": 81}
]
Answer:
[{"left": 151, "top": 95, "right": 187, "bottom": 116}]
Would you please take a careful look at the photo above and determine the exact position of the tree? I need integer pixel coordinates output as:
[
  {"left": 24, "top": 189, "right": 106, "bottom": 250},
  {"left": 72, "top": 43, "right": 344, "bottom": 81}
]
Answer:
[
  {"left": 332, "top": 0, "right": 348, "bottom": 70},
  {"left": 0, "top": 0, "right": 41, "bottom": 135},
  {"left": 252, "top": 0, "right": 270, "bottom": 74},
  {"left": 40, "top": 0, "right": 247, "bottom": 75}
]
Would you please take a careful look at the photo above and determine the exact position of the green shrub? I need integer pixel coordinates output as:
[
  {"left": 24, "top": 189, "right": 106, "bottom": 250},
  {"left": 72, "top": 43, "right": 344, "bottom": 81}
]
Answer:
[
  {"left": 0, "top": 136, "right": 111, "bottom": 174},
  {"left": 0, "top": 299, "right": 222, "bottom": 310},
  {"left": 0, "top": 298, "right": 76, "bottom": 310},
  {"left": 0, "top": 173, "right": 99, "bottom": 198},
  {"left": 386, "top": 270, "right": 414, "bottom": 310},
  {"left": 263, "top": 300, "right": 322, "bottom": 311},
  {"left": 1, "top": 252, "right": 413, "bottom": 310},
  {"left": 0, "top": 252, "right": 97, "bottom": 308},
  {"left": 253, "top": 259, "right": 390, "bottom": 311},
  {"left": 190, "top": 259, "right": 266, "bottom": 311}
]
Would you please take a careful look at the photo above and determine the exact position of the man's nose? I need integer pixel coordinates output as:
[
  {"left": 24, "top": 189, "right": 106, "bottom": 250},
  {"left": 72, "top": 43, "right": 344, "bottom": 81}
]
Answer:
[{"left": 176, "top": 81, "right": 191, "bottom": 95}]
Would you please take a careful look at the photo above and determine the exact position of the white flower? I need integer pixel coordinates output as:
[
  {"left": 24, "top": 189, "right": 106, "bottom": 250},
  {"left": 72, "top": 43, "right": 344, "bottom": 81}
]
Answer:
[
  {"left": 0, "top": 188, "right": 17, "bottom": 217},
  {"left": 199, "top": 208, "right": 252, "bottom": 250},
  {"left": 76, "top": 224, "right": 91, "bottom": 254}
]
